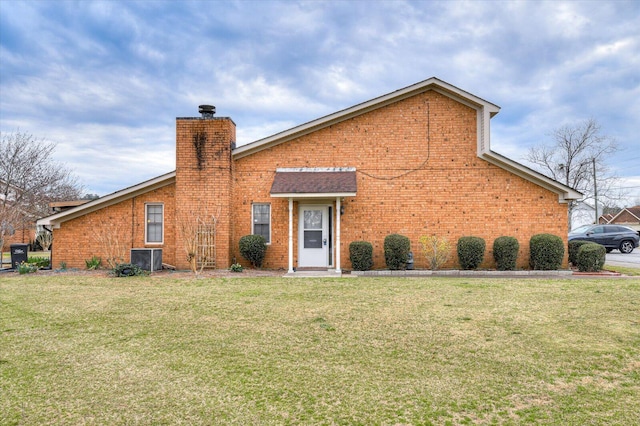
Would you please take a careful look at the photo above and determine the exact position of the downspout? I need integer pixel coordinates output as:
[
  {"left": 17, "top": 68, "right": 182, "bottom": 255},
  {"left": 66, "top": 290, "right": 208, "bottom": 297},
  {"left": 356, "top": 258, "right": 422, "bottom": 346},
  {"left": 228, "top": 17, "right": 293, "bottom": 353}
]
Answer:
[
  {"left": 288, "top": 198, "right": 294, "bottom": 273},
  {"left": 336, "top": 197, "right": 341, "bottom": 273},
  {"left": 131, "top": 198, "right": 135, "bottom": 251}
]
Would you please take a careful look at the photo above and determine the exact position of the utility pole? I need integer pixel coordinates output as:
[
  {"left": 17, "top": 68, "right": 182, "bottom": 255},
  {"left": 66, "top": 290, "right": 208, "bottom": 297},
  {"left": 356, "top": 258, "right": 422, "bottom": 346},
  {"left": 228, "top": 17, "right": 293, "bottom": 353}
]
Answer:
[{"left": 593, "top": 158, "right": 598, "bottom": 224}]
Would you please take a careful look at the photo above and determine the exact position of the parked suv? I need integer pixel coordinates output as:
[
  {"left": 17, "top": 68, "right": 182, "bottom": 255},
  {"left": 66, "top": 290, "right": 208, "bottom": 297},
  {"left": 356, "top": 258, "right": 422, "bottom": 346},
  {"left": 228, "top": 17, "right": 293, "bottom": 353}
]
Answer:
[{"left": 569, "top": 224, "right": 640, "bottom": 253}]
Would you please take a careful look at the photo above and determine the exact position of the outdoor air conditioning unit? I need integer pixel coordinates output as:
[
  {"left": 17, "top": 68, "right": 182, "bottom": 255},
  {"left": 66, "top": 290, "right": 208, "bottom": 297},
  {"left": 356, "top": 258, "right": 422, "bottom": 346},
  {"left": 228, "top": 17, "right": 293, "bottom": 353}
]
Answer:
[{"left": 130, "top": 248, "right": 162, "bottom": 272}]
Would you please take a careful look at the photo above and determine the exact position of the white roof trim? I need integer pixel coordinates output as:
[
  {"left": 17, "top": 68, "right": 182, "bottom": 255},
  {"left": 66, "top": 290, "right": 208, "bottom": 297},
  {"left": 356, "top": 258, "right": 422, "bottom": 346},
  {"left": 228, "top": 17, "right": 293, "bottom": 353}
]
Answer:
[
  {"left": 37, "top": 171, "right": 176, "bottom": 228},
  {"left": 235, "top": 76, "right": 580, "bottom": 203},
  {"left": 233, "top": 77, "right": 499, "bottom": 159},
  {"left": 610, "top": 207, "right": 640, "bottom": 223},
  {"left": 479, "top": 151, "right": 582, "bottom": 203},
  {"left": 270, "top": 192, "right": 357, "bottom": 199}
]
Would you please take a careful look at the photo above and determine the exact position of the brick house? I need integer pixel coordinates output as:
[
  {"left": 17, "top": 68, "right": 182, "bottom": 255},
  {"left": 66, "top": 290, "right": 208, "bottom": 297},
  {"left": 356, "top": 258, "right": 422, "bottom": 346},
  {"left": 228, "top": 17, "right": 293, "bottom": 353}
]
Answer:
[
  {"left": 606, "top": 206, "right": 640, "bottom": 232},
  {"left": 37, "top": 77, "right": 581, "bottom": 272},
  {"left": 1, "top": 179, "right": 36, "bottom": 252}
]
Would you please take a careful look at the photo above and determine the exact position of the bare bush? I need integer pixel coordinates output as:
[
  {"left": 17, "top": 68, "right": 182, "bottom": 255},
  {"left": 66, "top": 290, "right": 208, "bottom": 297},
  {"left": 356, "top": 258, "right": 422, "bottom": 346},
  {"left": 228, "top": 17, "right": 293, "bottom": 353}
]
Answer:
[
  {"left": 94, "top": 222, "right": 128, "bottom": 269},
  {"left": 36, "top": 231, "right": 53, "bottom": 251},
  {"left": 179, "top": 205, "right": 221, "bottom": 276},
  {"left": 419, "top": 235, "right": 452, "bottom": 270}
]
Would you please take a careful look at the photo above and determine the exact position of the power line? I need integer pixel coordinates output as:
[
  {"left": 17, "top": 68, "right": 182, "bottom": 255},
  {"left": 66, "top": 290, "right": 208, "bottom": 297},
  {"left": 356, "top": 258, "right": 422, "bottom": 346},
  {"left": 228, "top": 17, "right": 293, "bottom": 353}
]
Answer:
[{"left": 615, "top": 155, "right": 640, "bottom": 163}]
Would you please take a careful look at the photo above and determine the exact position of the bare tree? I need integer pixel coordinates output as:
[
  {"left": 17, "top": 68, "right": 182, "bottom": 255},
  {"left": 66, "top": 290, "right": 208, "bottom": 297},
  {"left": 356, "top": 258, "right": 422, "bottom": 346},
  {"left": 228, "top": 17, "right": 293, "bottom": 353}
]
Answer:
[
  {"left": 1, "top": 131, "right": 83, "bottom": 249},
  {"left": 36, "top": 230, "right": 53, "bottom": 251},
  {"left": 94, "top": 221, "right": 128, "bottom": 269},
  {"left": 525, "top": 118, "right": 624, "bottom": 229}
]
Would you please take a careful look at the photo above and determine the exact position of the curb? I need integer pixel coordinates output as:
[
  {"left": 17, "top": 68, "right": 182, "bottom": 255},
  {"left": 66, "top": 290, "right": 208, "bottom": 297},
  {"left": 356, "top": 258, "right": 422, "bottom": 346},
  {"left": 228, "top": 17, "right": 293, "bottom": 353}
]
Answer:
[{"left": 350, "top": 269, "right": 574, "bottom": 277}]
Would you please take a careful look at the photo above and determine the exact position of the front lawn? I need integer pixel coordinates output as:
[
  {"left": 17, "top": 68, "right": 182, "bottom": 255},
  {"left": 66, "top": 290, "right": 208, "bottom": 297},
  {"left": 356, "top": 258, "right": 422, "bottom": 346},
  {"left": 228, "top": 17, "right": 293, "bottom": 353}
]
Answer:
[
  {"left": 605, "top": 264, "right": 640, "bottom": 276},
  {"left": 1, "top": 275, "right": 639, "bottom": 424}
]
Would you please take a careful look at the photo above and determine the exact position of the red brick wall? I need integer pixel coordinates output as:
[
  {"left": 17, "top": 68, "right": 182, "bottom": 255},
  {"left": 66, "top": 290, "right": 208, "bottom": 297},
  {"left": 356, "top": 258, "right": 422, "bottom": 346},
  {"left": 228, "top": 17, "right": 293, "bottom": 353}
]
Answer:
[
  {"left": 174, "top": 117, "right": 235, "bottom": 269},
  {"left": 2, "top": 222, "right": 36, "bottom": 252},
  {"left": 50, "top": 90, "right": 569, "bottom": 271},
  {"left": 232, "top": 91, "right": 568, "bottom": 269},
  {"left": 611, "top": 210, "right": 640, "bottom": 227},
  {"left": 51, "top": 184, "right": 175, "bottom": 269}
]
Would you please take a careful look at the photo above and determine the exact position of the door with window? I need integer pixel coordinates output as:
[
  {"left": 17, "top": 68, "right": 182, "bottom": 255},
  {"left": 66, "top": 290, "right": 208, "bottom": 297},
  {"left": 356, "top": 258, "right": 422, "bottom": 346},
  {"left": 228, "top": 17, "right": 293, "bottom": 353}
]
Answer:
[{"left": 298, "top": 205, "right": 329, "bottom": 267}]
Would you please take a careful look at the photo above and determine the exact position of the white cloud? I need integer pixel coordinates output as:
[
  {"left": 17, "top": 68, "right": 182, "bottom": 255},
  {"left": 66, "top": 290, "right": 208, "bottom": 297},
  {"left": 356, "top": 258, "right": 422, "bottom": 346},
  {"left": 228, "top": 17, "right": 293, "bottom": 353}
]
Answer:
[{"left": 1, "top": 0, "right": 639, "bottom": 204}]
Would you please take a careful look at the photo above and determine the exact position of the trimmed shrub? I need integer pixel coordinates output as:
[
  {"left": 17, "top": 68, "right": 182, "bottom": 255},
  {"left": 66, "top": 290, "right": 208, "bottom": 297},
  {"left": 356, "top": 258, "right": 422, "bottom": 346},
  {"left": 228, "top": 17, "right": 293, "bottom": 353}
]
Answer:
[
  {"left": 384, "top": 234, "right": 410, "bottom": 270},
  {"left": 239, "top": 234, "right": 267, "bottom": 268},
  {"left": 457, "top": 236, "right": 486, "bottom": 270},
  {"left": 529, "top": 234, "right": 564, "bottom": 270},
  {"left": 576, "top": 243, "right": 606, "bottom": 272},
  {"left": 113, "top": 263, "right": 148, "bottom": 277},
  {"left": 493, "top": 236, "right": 519, "bottom": 271},
  {"left": 349, "top": 241, "right": 373, "bottom": 271},
  {"left": 568, "top": 240, "right": 591, "bottom": 266}
]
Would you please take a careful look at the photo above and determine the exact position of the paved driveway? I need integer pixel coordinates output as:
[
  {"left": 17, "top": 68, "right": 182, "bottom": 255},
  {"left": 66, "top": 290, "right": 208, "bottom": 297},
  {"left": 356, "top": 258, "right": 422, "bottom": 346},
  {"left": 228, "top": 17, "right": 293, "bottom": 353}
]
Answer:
[{"left": 606, "top": 250, "right": 640, "bottom": 268}]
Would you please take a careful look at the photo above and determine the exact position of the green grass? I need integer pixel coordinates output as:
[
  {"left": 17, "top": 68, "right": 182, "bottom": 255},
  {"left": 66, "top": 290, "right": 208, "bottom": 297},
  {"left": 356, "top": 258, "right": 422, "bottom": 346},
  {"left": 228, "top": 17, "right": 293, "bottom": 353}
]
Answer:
[
  {"left": 1, "top": 275, "right": 639, "bottom": 425},
  {"left": 605, "top": 264, "right": 640, "bottom": 276},
  {"left": 1, "top": 251, "right": 50, "bottom": 267}
]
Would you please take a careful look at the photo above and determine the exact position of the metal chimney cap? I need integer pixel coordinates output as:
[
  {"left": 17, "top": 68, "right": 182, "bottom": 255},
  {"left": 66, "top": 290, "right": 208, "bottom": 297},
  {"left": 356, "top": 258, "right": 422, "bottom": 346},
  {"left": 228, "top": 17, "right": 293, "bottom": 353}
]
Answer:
[{"left": 198, "top": 105, "right": 216, "bottom": 118}]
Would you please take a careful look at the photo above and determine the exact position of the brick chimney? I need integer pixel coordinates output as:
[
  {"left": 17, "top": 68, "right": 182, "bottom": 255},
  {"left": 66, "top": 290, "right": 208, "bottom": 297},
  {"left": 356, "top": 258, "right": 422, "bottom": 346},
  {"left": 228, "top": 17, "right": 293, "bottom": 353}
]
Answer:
[{"left": 174, "top": 107, "right": 236, "bottom": 270}]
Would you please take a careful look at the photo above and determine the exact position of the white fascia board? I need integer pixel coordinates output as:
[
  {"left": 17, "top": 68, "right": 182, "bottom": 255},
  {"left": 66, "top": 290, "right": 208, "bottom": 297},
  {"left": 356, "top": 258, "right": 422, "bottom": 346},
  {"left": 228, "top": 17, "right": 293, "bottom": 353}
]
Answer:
[
  {"left": 37, "top": 171, "right": 176, "bottom": 228},
  {"left": 233, "top": 77, "right": 500, "bottom": 159},
  {"left": 480, "top": 151, "right": 582, "bottom": 203},
  {"left": 469, "top": 97, "right": 581, "bottom": 203},
  {"left": 270, "top": 192, "right": 356, "bottom": 199},
  {"left": 610, "top": 208, "right": 640, "bottom": 223}
]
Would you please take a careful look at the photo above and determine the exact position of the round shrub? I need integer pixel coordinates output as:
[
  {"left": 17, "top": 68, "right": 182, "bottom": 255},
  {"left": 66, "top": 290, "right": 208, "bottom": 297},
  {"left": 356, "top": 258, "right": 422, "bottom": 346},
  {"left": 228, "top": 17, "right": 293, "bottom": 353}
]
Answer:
[
  {"left": 568, "top": 240, "right": 591, "bottom": 266},
  {"left": 349, "top": 241, "right": 373, "bottom": 271},
  {"left": 229, "top": 263, "right": 243, "bottom": 273},
  {"left": 493, "top": 236, "right": 519, "bottom": 271},
  {"left": 113, "top": 263, "right": 148, "bottom": 277},
  {"left": 529, "top": 233, "right": 564, "bottom": 270},
  {"left": 384, "top": 234, "right": 410, "bottom": 270},
  {"left": 239, "top": 234, "right": 267, "bottom": 268},
  {"left": 457, "top": 236, "right": 486, "bottom": 270},
  {"left": 576, "top": 243, "right": 606, "bottom": 272}
]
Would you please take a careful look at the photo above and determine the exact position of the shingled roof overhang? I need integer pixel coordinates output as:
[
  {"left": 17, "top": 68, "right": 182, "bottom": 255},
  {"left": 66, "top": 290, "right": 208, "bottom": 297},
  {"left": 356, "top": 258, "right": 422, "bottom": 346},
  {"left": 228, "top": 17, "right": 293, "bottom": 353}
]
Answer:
[
  {"left": 36, "top": 171, "right": 176, "bottom": 228},
  {"left": 270, "top": 168, "right": 357, "bottom": 198}
]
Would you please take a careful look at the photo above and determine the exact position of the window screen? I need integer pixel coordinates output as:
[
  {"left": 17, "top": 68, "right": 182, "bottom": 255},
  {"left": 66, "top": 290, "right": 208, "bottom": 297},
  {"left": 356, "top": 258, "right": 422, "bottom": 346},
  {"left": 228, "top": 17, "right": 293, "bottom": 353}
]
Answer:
[
  {"left": 146, "top": 204, "right": 163, "bottom": 243},
  {"left": 253, "top": 204, "right": 270, "bottom": 243}
]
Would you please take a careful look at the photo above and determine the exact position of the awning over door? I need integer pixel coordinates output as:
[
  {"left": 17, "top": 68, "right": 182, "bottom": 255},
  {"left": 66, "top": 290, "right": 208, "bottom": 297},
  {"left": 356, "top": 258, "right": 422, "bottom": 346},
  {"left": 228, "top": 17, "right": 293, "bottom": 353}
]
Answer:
[
  {"left": 269, "top": 168, "right": 356, "bottom": 274},
  {"left": 270, "top": 167, "right": 357, "bottom": 198}
]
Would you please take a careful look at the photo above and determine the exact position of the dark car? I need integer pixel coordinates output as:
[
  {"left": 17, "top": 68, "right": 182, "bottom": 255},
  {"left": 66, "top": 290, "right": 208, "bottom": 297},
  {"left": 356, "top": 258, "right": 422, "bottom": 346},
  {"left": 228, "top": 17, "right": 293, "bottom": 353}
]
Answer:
[{"left": 569, "top": 224, "right": 640, "bottom": 253}]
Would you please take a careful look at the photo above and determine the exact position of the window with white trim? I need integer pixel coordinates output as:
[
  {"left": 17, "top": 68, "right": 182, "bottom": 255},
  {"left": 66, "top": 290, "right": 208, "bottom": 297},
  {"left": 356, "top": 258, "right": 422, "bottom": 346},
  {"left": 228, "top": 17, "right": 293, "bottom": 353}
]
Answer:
[
  {"left": 252, "top": 203, "right": 271, "bottom": 244},
  {"left": 145, "top": 204, "right": 163, "bottom": 244}
]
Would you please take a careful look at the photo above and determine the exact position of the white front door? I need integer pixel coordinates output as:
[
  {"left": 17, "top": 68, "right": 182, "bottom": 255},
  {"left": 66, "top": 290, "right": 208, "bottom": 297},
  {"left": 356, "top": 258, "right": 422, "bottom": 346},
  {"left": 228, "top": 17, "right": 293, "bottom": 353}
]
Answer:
[{"left": 298, "top": 205, "right": 329, "bottom": 268}]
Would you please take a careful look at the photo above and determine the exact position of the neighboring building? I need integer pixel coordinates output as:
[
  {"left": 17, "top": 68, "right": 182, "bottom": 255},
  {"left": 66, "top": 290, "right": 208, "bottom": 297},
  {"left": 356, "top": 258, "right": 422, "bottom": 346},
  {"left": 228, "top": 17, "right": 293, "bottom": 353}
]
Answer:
[
  {"left": 571, "top": 201, "right": 597, "bottom": 230},
  {"left": 607, "top": 206, "right": 640, "bottom": 232},
  {"left": 48, "top": 200, "right": 90, "bottom": 214},
  {"left": 599, "top": 213, "right": 614, "bottom": 224},
  {"left": 1, "top": 178, "right": 35, "bottom": 252},
  {"left": 1, "top": 220, "right": 36, "bottom": 252},
  {"left": 37, "top": 77, "right": 582, "bottom": 271}
]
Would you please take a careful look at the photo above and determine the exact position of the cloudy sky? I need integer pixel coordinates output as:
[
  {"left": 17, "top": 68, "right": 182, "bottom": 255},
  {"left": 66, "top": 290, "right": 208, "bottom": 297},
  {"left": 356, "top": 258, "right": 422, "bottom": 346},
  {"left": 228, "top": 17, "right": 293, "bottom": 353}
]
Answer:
[{"left": 1, "top": 0, "right": 639, "bottom": 205}]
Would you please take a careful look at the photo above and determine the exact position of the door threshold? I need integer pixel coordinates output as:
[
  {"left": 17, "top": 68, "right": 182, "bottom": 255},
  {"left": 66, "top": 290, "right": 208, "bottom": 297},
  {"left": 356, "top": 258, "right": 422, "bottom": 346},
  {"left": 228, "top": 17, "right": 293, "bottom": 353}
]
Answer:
[{"left": 295, "top": 267, "right": 332, "bottom": 271}]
